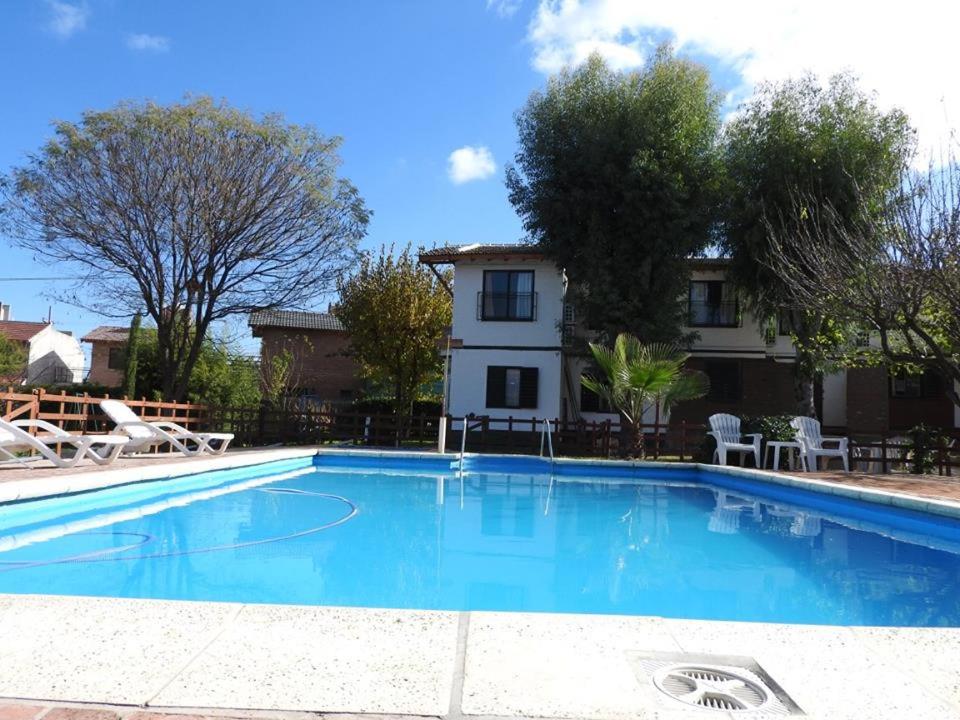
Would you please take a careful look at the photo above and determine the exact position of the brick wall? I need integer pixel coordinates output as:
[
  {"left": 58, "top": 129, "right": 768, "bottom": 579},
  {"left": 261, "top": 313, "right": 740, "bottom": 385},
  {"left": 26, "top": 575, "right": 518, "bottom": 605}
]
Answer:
[
  {"left": 87, "top": 341, "right": 124, "bottom": 387},
  {"left": 258, "top": 328, "right": 362, "bottom": 401},
  {"left": 845, "top": 367, "right": 890, "bottom": 434},
  {"left": 670, "top": 357, "right": 797, "bottom": 425}
]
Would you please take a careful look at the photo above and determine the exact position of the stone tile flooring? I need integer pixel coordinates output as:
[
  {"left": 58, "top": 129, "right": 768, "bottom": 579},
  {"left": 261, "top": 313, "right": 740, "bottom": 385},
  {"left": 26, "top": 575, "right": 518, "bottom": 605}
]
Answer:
[{"left": 799, "top": 469, "right": 960, "bottom": 503}]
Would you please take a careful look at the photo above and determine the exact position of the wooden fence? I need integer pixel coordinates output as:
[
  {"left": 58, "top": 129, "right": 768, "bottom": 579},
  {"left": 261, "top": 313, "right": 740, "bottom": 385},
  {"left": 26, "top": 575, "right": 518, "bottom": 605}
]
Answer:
[
  {"left": 4, "top": 388, "right": 960, "bottom": 474},
  {"left": 1, "top": 387, "right": 209, "bottom": 434}
]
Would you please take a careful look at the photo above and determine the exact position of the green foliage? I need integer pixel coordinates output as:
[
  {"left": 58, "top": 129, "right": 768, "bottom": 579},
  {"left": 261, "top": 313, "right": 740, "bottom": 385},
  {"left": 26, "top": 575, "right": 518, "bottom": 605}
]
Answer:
[
  {"left": 905, "top": 424, "right": 944, "bottom": 475},
  {"left": 114, "top": 327, "right": 259, "bottom": 406},
  {"left": 742, "top": 415, "right": 797, "bottom": 443},
  {"left": 582, "top": 333, "right": 709, "bottom": 457},
  {"left": 186, "top": 338, "right": 261, "bottom": 407},
  {"left": 0, "top": 332, "right": 27, "bottom": 382},
  {"left": 722, "top": 73, "right": 915, "bottom": 414},
  {"left": 507, "top": 48, "right": 723, "bottom": 344},
  {"left": 335, "top": 245, "right": 452, "bottom": 428},
  {"left": 260, "top": 347, "right": 296, "bottom": 409},
  {"left": 123, "top": 313, "right": 141, "bottom": 399}
]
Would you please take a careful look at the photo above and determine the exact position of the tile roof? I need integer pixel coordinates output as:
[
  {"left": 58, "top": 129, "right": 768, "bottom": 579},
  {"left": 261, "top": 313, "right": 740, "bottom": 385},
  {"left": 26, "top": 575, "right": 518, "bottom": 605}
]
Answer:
[
  {"left": 248, "top": 310, "right": 345, "bottom": 332},
  {"left": 418, "top": 243, "right": 544, "bottom": 263},
  {"left": 81, "top": 326, "right": 129, "bottom": 343},
  {"left": 0, "top": 320, "right": 50, "bottom": 342}
]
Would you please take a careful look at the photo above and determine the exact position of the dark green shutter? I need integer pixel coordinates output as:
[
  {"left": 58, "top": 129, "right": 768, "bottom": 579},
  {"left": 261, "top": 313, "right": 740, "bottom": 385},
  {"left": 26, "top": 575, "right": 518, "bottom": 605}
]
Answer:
[
  {"left": 519, "top": 368, "right": 538, "bottom": 409},
  {"left": 486, "top": 367, "right": 506, "bottom": 408}
]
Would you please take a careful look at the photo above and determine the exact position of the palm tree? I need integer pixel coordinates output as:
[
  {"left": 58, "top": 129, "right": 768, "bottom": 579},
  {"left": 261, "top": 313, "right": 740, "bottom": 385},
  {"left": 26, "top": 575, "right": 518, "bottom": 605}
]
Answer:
[{"left": 582, "top": 334, "right": 709, "bottom": 458}]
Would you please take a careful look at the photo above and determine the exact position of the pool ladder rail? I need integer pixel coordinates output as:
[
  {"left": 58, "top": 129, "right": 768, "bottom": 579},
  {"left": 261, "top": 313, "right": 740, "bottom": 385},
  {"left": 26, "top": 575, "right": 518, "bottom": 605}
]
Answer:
[{"left": 454, "top": 417, "right": 556, "bottom": 473}]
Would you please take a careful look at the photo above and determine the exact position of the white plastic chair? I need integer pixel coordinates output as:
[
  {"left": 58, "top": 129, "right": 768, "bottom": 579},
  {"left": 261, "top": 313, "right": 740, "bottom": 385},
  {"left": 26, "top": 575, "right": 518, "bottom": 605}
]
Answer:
[
  {"left": 100, "top": 399, "right": 234, "bottom": 456},
  {"left": 790, "top": 416, "right": 849, "bottom": 471},
  {"left": 708, "top": 413, "right": 762, "bottom": 467},
  {"left": 0, "top": 419, "right": 128, "bottom": 468}
]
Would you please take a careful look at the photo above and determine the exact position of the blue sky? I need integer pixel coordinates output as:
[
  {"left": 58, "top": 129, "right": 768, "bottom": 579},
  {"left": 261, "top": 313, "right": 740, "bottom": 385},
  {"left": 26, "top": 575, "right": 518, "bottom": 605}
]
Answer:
[{"left": 1, "top": 0, "right": 954, "bottom": 357}]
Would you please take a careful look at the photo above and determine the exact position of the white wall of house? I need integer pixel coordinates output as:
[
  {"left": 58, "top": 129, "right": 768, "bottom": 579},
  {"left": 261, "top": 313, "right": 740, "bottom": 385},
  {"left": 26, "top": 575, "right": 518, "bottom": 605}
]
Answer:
[
  {"left": 683, "top": 267, "right": 796, "bottom": 357},
  {"left": 821, "top": 370, "right": 847, "bottom": 427},
  {"left": 450, "top": 259, "right": 565, "bottom": 347},
  {"left": 26, "top": 326, "right": 84, "bottom": 384},
  {"left": 448, "top": 349, "right": 563, "bottom": 421},
  {"left": 445, "top": 258, "right": 565, "bottom": 422}
]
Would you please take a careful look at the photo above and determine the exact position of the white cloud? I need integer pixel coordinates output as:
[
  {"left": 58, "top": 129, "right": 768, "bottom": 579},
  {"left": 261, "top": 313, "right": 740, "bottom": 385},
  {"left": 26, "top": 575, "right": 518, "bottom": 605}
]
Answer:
[
  {"left": 448, "top": 146, "right": 497, "bottom": 184},
  {"left": 126, "top": 33, "right": 171, "bottom": 52},
  {"left": 487, "top": 0, "right": 523, "bottom": 18},
  {"left": 528, "top": 0, "right": 960, "bottom": 158},
  {"left": 47, "top": 1, "right": 88, "bottom": 38}
]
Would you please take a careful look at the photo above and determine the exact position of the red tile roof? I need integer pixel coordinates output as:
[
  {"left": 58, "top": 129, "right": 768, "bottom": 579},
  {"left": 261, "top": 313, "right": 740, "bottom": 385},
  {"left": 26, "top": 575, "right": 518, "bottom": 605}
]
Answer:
[
  {"left": 0, "top": 320, "right": 49, "bottom": 343},
  {"left": 248, "top": 310, "right": 345, "bottom": 332},
  {"left": 81, "top": 326, "right": 129, "bottom": 343},
  {"left": 418, "top": 244, "right": 545, "bottom": 264}
]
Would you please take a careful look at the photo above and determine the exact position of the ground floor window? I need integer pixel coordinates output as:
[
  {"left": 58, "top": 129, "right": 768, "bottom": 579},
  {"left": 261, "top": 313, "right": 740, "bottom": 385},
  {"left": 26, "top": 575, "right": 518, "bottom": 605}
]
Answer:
[
  {"left": 703, "top": 359, "right": 742, "bottom": 403},
  {"left": 890, "top": 368, "right": 943, "bottom": 398},
  {"left": 580, "top": 373, "right": 612, "bottom": 413},
  {"left": 486, "top": 366, "right": 538, "bottom": 409}
]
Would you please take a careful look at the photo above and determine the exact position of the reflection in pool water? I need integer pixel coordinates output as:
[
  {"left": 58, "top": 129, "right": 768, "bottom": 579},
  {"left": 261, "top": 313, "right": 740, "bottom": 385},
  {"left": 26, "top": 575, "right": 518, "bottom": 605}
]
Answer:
[{"left": 1, "top": 462, "right": 959, "bottom": 626}]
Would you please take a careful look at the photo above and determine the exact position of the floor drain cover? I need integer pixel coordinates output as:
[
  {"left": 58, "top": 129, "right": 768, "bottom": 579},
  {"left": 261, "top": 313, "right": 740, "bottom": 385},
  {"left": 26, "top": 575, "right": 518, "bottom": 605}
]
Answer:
[
  {"left": 654, "top": 664, "right": 771, "bottom": 712},
  {"left": 630, "top": 651, "right": 803, "bottom": 716}
]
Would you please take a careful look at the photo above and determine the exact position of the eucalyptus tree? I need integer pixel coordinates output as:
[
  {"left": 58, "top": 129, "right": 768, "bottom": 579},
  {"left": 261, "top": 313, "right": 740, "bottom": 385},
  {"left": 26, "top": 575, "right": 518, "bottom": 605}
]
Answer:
[
  {"left": 507, "top": 48, "right": 723, "bottom": 344},
  {"left": 3, "top": 97, "right": 368, "bottom": 401},
  {"left": 722, "top": 73, "right": 914, "bottom": 415}
]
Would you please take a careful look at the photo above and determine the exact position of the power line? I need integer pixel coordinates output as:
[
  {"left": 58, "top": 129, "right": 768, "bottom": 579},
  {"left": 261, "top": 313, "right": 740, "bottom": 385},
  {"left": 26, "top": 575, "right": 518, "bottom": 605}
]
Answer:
[{"left": 0, "top": 277, "right": 85, "bottom": 281}]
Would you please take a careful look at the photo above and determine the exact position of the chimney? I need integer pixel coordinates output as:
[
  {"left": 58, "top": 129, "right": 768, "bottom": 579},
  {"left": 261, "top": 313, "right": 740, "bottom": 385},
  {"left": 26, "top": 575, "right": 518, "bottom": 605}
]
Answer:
[{"left": 0, "top": 304, "right": 10, "bottom": 321}]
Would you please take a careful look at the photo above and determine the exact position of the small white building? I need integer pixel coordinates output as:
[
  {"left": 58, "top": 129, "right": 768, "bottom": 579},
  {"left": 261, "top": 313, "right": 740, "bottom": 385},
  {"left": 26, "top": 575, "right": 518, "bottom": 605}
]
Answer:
[
  {"left": 419, "top": 245, "right": 958, "bottom": 435},
  {"left": 0, "top": 304, "right": 85, "bottom": 385}
]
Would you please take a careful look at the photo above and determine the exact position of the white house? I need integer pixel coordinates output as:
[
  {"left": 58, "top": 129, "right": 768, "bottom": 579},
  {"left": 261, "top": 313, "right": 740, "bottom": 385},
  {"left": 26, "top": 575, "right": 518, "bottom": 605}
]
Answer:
[
  {"left": 419, "top": 245, "right": 958, "bottom": 435},
  {"left": 0, "top": 304, "right": 85, "bottom": 385}
]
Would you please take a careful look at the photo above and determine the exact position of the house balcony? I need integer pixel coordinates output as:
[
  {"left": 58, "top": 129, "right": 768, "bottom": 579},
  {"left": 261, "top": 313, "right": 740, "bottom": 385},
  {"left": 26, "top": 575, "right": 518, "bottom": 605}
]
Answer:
[{"left": 476, "top": 292, "right": 538, "bottom": 321}]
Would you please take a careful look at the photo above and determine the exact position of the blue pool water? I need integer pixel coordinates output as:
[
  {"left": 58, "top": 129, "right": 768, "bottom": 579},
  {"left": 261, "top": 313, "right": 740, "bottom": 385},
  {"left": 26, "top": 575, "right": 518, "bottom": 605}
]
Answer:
[{"left": 1, "top": 453, "right": 959, "bottom": 626}]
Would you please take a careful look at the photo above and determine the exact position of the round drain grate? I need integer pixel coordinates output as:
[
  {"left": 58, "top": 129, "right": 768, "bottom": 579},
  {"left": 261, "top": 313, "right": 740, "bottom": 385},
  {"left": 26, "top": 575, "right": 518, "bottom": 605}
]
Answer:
[{"left": 653, "top": 664, "right": 773, "bottom": 712}]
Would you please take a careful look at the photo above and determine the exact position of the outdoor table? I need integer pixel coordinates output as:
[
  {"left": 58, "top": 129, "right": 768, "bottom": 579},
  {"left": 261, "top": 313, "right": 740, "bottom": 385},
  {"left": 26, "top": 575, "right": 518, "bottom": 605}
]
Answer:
[{"left": 764, "top": 440, "right": 802, "bottom": 471}]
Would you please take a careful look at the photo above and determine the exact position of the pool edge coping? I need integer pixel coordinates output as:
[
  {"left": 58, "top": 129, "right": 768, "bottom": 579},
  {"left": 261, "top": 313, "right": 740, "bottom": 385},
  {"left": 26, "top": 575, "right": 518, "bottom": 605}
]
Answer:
[{"left": 3, "top": 445, "right": 960, "bottom": 521}]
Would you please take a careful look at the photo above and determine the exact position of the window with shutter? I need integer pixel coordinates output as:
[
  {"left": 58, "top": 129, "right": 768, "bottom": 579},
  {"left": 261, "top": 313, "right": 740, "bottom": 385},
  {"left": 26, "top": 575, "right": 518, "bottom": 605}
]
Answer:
[{"left": 486, "top": 366, "right": 539, "bottom": 409}]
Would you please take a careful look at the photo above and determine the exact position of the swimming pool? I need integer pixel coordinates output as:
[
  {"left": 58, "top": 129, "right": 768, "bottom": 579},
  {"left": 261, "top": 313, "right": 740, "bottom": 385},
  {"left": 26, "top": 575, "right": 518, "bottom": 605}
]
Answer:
[{"left": 1, "top": 452, "right": 959, "bottom": 626}]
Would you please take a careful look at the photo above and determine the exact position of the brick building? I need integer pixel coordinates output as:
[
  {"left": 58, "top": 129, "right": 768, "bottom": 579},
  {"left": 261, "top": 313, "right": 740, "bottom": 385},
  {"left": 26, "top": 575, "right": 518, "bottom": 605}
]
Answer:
[
  {"left": 248, "top": 310, "right": 363, "bottom": 404},
  {"left": 81, "top": 326, "right": 129, "bottom": 387}
]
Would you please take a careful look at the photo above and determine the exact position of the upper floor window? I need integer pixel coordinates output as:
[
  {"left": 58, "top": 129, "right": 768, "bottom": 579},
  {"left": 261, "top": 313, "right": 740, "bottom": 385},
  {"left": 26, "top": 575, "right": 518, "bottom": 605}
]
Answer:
[
  {"left": 689, "top": 281, "right": 739, "bottom": 328},
  {"left": 107, "top": 346, "right": 127, "bottom": 370},
  {"left": 479, "top": 270, "right": 536, "bottom": 321}
]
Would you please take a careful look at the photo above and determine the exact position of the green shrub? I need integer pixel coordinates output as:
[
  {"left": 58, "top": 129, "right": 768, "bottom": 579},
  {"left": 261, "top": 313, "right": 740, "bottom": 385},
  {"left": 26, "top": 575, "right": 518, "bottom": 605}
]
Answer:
[
  {"left": 905, "top": 424, "right": 944, "bottom": 475},
  {"left": 743, "top": 415, "right": 797, "bottom": 442}
]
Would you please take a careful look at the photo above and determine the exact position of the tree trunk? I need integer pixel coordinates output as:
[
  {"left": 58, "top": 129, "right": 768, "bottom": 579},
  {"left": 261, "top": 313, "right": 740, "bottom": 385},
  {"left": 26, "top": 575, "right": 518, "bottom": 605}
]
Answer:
[
  {"left": 793, "top": 364, "right": 817, "bottom": 418},
  {"left": 629, "top": 420, "right": 646, "bottom": 459}
]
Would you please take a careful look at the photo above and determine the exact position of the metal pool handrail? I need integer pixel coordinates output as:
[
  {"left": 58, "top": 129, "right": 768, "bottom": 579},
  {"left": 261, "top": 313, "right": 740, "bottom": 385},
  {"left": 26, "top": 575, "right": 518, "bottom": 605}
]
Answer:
[{"left": 539, "top": 418, "right": 555, "bottom": 465}]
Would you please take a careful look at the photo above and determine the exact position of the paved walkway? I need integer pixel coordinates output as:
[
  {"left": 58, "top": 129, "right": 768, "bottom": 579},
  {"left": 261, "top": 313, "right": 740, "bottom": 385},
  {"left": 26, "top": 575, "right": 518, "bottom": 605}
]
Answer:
[
  {"left": 0, "top": 594, "right": 958, "bottom": 720},
  {"left": 797, "top": 469, "right": 960, "bottom": 503}
]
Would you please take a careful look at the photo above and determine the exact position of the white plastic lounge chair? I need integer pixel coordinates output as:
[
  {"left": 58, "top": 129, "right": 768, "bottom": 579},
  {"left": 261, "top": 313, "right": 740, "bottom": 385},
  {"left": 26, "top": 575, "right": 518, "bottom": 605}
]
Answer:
[
  {"left": 708, "top": 413, "right": 762, "bottom": 467},
  {"left": 0, "top": 419, "right": 128, "bottom": 468},
  {"left": 100, "top": 399, "right": 234, "bottom": 456},
  {"left": 790, "top": 416, "right": 849, "bottom": 472}
]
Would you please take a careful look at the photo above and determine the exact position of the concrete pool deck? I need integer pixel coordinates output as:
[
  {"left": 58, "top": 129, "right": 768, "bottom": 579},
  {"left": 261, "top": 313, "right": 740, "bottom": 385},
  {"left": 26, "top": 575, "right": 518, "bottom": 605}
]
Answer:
[{"left": 0, "top": 594, "right": 958, "bottom": 720}]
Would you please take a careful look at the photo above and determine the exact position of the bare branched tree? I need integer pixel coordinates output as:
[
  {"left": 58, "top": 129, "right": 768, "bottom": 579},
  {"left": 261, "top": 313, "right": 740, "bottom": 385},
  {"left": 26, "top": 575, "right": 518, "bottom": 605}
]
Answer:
[
  {"left": 3, "top": 97, "right": 368, "bottom": 400},
  {"left": 764, "top": 159, "right": 960, "bottom": 409}
]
